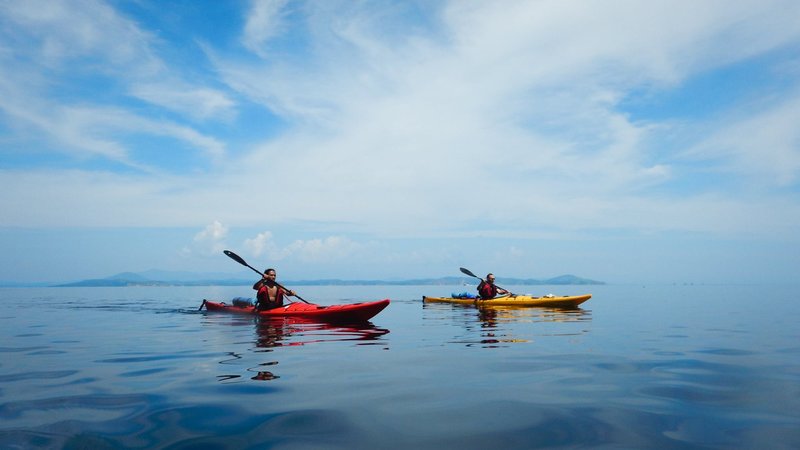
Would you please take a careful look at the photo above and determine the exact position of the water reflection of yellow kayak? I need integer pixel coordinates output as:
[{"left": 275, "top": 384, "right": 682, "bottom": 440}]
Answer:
[
  {"left": 422, "top": 294, "right": 591, "bottom": 308},
  {"left": 474, "top": 305, "right": 590, "bottom": 324}
]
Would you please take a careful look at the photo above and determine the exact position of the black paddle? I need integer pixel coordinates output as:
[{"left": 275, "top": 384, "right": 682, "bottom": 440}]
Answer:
[
  {"left": 224, "top": 250, "right": 310, "bottom": 304},
  {"left": 459, "top": 267, "right": 513, "bottom": 297}
]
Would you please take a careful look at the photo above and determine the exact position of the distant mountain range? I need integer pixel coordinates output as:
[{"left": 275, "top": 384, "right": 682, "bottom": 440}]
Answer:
[{"left": 46, "top": 271, "right": 604, "bottom": 287}]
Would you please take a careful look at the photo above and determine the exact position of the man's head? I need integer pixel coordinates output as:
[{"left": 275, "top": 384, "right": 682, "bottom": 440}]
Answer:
[{"left": 486, "top": 273, "right": 495, "bottom": 284}]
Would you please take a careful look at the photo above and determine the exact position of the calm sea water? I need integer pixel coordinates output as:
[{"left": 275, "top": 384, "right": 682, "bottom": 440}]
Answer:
[{"left": 1, "top": 283, "right": 798, "bottom": 449}]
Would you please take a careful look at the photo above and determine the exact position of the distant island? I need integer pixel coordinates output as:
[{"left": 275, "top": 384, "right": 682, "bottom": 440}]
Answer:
[{"left": 49, "top": 271, "right": 604, "bottom": 287}]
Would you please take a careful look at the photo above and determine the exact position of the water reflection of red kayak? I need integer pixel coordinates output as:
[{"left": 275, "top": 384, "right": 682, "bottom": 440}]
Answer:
[
  {"left": 210, "top": 315, "right": 390, "bottom": 383},
  {"left": 200, "top": 298, "right": 390, "bottom": 323},
  {"left": 254, "top": 317, "right": 390, "bottom": 348}
]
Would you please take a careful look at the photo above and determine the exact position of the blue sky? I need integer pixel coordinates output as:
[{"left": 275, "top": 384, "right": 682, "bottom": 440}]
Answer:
[{"left": 1, "top": 0, "right": 799, "bottom": 284}]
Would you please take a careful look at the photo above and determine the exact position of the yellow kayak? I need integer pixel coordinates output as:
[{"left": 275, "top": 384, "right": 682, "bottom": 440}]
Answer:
[{"left": 422, "top": 294, "right": 591, "bottom": 308}]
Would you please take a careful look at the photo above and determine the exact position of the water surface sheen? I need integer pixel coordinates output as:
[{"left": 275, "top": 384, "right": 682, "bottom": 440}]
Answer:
[{"left": 0, "top": 284, "right": 798, "bottom": 449}]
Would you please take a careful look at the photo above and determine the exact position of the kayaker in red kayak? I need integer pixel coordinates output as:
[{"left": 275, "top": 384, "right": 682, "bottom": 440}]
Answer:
[
  {"left": 477, "top": 273, "right": 509, "bottom": 299},
  {"left": 253, "top": 268, "right": 296, "bottom": 311}
]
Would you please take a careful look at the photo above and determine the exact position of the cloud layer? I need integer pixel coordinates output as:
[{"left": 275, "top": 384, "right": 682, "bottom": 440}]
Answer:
[{"left": 1, "top": 0, "right": 800, "bottom": 282}]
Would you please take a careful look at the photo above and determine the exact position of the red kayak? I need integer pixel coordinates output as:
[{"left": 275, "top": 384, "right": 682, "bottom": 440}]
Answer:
[{"left": 200, "top": 299, "right": 390, "bottom": 323}]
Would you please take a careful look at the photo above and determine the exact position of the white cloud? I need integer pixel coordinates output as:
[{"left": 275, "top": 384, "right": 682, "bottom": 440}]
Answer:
[
  {"left": 1, "top": 0, "right": 800, "bottom": 244},
  {"left": 214, "top": 0, "right": 799, "bottom": 236},
  {"left": 285, "top": 236, "right": 362, "bottom": 262},
  {"left": 244, "top": 231, "right": 278, "bottom": 257},
  {"left": 186, "top": 221, "right": 229, "bottom": 256},
  {"left": 243, "top": 231, "right": 361, "bottom": 263},
  {"left": 129, "top": 83, "right": 236, "bottom": 122},
  {"left": 687, "top": 90, "right": 800, "bottom": 186},
  {"left": 0, "top": 0, "right": 231, "bottom": 165},
  {"left": 0, "top": 89, "right": 226, "bottom": 165},
  {"left": 0, "top": 0, "right": 163, "bottom": 74},
  {"left": 242, "top": 0, "right": 290, "bottom": 58}
]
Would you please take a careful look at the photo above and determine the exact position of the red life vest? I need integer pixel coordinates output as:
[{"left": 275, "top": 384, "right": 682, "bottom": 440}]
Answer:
[
  {"left": 477, "top": 281, "right": 498, "bottom": 299},
  {"left": 255, "top": 282, "right": 285, "bottom": 310}
]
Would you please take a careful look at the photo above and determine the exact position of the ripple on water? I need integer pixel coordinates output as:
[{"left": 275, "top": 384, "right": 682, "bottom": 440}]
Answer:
[
  {"left": 29, "top": 349, "right": 67, "bottom": 355},
  {"left": 119, "top": 406, "right": 357, "bottom": 448},
  {"left": 639, "top": 383, "right": 742, "bottom": 405},
  {"left": 0, "top": 370, "right": 79, "bottom": 383},
  {"left": 694, "top": 348, "right": 757, "bottom": 356},
  {"left": 0, "top": 346, "right": 49, "bottom": 353},
  {"left": 119, "top": 368, "right": 170, "bottom": 378},
  {"left": 0, "top": 392, "right": 157, "bottom": 429}
]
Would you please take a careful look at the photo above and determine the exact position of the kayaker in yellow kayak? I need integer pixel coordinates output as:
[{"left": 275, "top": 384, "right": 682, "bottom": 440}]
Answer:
[
  {"left": 477, "top": 273, "right": 510, "bottom": 299},
  {"left": 252, "top": 268, "right": 296, "bottom": 311}
]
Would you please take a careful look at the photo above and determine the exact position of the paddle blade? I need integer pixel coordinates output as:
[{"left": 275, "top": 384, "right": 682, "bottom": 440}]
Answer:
[
  {"left": 224, "top": 250, "right": 247, "bottom": 266},
  {"left": 224, "top": 249, "right": 263, "bottom": 276},
  {"left": 460, "top": 267, "right": 479, "bottom": 279}
]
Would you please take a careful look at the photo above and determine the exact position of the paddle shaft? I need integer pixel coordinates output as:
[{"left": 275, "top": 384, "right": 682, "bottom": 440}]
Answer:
[{"left": 224, "top": 250, "right": 309, "bottom": 303}]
